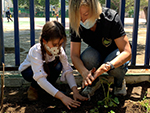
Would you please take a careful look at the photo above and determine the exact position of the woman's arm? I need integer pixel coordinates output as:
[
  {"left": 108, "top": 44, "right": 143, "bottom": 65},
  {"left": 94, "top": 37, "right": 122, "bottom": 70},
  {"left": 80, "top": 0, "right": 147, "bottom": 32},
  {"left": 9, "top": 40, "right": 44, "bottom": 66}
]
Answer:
[
  {"left": 109, "top": 35, "right": 132, "bottom": 68},
  {"left": 94, "top": 35, "right": 132, "bottom": 79},
  {"left": 84, "top": 35, "right": 132, "bottom": 86},
  {"left": 70, "top": 42, "right": 91, "bottom": 87}
]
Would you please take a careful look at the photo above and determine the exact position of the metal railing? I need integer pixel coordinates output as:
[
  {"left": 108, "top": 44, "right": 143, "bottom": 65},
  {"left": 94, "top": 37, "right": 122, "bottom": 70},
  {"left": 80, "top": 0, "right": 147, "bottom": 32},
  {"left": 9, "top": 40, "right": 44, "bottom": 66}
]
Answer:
[{"left": 0, "top": 0, "right": 150, "bottom": 71}]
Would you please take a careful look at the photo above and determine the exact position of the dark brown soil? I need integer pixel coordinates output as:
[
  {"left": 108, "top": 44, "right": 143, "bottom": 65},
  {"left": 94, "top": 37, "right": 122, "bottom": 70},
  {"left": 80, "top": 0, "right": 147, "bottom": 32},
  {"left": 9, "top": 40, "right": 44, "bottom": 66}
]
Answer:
[{"left": 1, "top": 81, "right": 150, "bottom": 113}]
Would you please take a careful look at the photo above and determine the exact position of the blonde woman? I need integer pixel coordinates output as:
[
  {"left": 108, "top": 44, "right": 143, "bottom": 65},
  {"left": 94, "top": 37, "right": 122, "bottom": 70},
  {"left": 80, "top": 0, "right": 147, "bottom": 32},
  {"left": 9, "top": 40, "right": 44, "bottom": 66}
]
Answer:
[{"left": 69, "top": 0, "right": 131, "bottom": 97}]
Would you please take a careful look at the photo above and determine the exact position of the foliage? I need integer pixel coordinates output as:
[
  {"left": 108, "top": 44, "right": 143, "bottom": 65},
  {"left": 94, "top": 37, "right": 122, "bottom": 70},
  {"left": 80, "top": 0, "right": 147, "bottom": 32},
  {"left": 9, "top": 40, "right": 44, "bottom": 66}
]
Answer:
[
  {"left": 61, "top": 111, "right": 67, "bottom": 113},
  {"left": 11, "top": 0, "right": 59, "bottom": 9},
  {"left": 90, "top": 107, "right": 99, "bottom": 113},
  {"left": 99, "top": 0, "right": 148, "bottom": 15},
  {"left": 139, "top": 91, "right": 150, "bottom": 112},
  {"left": 97, "top": 78, "right": 119, "bottom": 108},
  {"left": 89, "top": 78, "right": 119, "bottom": 113},
  {"left": 65, "top": 0, "right": 69, "bottom": 5},
  {"left": 108, "top": 110, "right": 115, "bottom": 113}
]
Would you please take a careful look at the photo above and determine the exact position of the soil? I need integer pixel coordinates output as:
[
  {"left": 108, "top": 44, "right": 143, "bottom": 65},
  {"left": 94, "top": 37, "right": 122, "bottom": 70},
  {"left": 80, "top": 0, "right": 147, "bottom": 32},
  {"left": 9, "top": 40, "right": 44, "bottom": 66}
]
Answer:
[{"left": 0, "top": 81, "right": 150, "bottom": 113}]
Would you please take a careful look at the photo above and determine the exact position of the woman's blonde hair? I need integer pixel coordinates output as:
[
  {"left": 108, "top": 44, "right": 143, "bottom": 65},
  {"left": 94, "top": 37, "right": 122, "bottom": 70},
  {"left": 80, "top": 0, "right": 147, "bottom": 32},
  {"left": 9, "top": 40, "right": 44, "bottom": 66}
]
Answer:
[{"left": 69, "top": 0, "right": 102, "bottom": 36}]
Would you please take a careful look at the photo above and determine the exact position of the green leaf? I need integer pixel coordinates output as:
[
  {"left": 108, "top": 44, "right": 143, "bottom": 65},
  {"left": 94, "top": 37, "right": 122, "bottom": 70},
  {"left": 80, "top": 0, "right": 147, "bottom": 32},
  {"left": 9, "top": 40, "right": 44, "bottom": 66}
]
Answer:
[
  {"left": 94, "top": 107, "right": 99, "bottom": 111},
  {"left": 90, "top": 109, "right": 95, "bottom": 113},
  {"left": 104, "top": 105, "right": 108, "bottom": 108},
  {"left": 110, "top": 110, "right": 115, "bottom": 113},
  {"left": 113, "top": 104, "right": 117, "bottom": 107},
  {"left": 97, "top": 100, "right": 104, "bottom": 106},
  {"left": 108, "top": 101, "right": 114, "bottom": 107},
  {"left": 112, "top": 97, "right": 119, "bottom": 104},
  {"left": 109, "top": 95, "right": 112, "bottom": 98}
]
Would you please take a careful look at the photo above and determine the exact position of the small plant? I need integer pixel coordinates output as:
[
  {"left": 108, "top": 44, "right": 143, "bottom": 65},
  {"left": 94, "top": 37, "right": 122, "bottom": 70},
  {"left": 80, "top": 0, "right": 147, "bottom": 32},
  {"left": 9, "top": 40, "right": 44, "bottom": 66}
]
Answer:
[
  {"left": 139, "top": 91, "right": 150, "bottom": 113},
  {"left": 89, "top": 78, "right": 119, "bottom": 113},
  {"left": 61, "top": 111, "right": 67, "bottom": 113},
  {"left": 97, "top": 78, "right": 119, "bottom": 108},
  {"left": 108, "top": 110, "right": 115, "bottom": 113},
  {"left": 90, "top": 107, "right": 99, "bottom": 113}
]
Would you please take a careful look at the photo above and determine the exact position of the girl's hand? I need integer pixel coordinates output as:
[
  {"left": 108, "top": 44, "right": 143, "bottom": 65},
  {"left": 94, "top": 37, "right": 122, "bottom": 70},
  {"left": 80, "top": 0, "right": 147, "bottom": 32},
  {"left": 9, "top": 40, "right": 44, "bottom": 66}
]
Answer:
[
  {"left": 72, "top": 86, "right": 88, "bottom": 101},
  {"left": 73, "top": 91, "right": 89, "bottom": 101},
  {"left": 55, "top": 91, "right": 81, "bottom": 110},
  {"left": 61, "top": 95, "right": 81, "bottom": 110}
]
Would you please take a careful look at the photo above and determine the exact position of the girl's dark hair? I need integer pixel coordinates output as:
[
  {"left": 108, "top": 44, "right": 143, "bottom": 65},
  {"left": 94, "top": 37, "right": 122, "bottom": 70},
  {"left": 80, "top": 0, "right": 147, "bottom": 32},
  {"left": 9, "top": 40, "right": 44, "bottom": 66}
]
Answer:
[{"left": 40, "top": 21, "right": 66, "bottom": 75}]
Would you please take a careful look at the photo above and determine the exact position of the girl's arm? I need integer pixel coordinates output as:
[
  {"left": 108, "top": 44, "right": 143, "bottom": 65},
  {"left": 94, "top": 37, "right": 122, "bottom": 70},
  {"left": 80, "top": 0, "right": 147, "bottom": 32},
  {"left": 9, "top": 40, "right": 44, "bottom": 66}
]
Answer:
[
  {"left": 37, "top": 77, "right": 59, "bottom": 96},
  {"left": 59, "top": 47, "right": 88, "bottom": 101},
  {"left": 37, "top": 77, "right": 81, "bottom": 110},
  {"left": 65, "top": 74, "right": 88, "bottom": 101}
]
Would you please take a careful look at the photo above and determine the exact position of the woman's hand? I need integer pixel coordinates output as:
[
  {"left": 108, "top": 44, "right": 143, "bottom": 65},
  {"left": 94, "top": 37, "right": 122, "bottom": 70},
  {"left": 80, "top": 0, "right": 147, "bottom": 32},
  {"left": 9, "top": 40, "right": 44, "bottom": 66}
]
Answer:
[
  {"left": 81, "top": 70, "right": 91, "bottom": 88},
  {"left": 83, "top": 64, "right": 111, "bottom": 86},
  {"left": 92, "top": 63, "right": 110, "bottom": 79},
  {"left": 83, "top": 68, "right": 96, "bottom": 87}
]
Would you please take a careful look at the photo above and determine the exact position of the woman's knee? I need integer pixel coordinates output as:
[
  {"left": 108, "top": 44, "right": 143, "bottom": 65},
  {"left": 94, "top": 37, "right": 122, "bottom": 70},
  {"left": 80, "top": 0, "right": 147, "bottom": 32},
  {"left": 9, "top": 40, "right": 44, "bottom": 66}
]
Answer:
[
  {"left": 104, "top": 49, "right": 120, "bottom": 62},
  {"left": 80, "top": 47, "right": 102, "bottom": 70}
]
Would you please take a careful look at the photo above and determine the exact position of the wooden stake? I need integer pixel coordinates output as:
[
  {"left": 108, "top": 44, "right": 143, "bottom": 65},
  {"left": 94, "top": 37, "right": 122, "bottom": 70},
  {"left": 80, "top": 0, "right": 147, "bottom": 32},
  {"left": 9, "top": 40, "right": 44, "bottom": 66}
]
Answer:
[{"left": 1, "top": 63, "right": 5, "bottom": 109}]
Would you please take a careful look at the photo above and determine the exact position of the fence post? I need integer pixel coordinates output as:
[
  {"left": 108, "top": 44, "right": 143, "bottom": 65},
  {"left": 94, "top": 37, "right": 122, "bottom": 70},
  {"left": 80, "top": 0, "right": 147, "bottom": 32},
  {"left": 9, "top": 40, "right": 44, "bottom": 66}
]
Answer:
[
  {"left": 106, "top": 0, "right": 111, "bottom": 8},
  {"left": 0, "top": 0, "right": 4, "bottom": 65},
  {"left": 144, "top": 1, "right": 150, "bottom": 66},
  {"left": 13, "top": 0, "right": 20, "bottom": 66},
  {"left": 119, "top": 0, "right": 125, "bottom": 26},
  {"left": 45, "top": 0, "right": 50, "bottom": 22},
  {"left": 61, "top": 0, "right": 65, "bottom": 27},
  {"left": 29, "top": 0, "right": 35, "bottom": 46},
  {"left": 131, "top": 0, "right": 140, "bottom": 66}
]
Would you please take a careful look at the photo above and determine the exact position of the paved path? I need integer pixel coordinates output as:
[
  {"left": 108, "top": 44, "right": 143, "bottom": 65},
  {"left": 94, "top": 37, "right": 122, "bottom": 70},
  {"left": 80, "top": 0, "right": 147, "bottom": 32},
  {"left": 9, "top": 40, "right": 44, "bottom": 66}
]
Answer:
[{"left": 3, "top": 17, "right": 146, "bottom": 31}]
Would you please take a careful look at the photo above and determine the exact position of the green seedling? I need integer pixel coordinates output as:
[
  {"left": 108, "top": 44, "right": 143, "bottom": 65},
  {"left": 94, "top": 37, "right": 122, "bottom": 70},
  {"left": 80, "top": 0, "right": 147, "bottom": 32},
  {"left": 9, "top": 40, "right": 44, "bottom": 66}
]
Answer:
[
  {"left": 61, "top": 111, "right": 67, "bottom": 113},
  {"left": 108, "top": 110, "right": 115, "bottom": 113},
  {"left": 97, "top": 78, "right": 119, "bottom": 108},
  {"left": 90, "top": 107, "right": 99, "bottom": 113},
  {"left": 89, "top": 78, "right": 119, "bottom": 113},
  {"left": 139, "top": 91, "right": 150, "bottom": 113}
]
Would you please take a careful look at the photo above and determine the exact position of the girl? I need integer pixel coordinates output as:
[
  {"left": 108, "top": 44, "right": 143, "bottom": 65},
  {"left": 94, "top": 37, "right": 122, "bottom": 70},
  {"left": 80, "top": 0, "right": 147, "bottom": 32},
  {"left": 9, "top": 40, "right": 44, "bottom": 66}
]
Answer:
[{"left": 19, "top": 21, "right": 88, "bottom": 110}]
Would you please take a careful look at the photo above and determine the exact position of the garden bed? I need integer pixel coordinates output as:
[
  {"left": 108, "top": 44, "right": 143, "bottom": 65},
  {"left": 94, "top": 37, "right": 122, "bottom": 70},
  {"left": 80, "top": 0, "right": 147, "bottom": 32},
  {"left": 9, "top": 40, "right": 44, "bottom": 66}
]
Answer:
[{"left": 1, "top": 81, "right": 150, "bottom": 113}]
